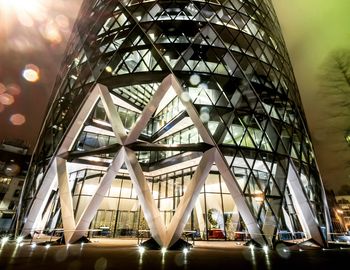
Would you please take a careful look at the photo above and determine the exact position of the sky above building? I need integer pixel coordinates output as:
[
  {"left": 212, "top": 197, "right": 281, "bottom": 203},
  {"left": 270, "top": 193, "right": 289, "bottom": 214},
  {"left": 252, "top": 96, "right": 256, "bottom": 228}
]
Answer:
[
  {"left": 272, "top": 0, "right": 350, "bottom": 192},
  {"left": 0, "top": 0, "right": 349, "bottom": 192}
]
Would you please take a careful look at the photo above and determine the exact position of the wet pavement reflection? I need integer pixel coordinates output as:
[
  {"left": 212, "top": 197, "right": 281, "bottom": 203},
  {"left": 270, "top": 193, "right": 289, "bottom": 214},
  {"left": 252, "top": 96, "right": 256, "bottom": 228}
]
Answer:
[{"left": 0, "top": 241, "right": 349, "bottom": 270}]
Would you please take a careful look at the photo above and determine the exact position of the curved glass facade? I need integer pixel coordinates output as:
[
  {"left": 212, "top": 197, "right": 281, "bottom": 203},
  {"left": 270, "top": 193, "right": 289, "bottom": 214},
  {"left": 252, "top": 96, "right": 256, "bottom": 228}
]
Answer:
[{"left": 19, "top": 0, "right": 330, "bottom": 247}]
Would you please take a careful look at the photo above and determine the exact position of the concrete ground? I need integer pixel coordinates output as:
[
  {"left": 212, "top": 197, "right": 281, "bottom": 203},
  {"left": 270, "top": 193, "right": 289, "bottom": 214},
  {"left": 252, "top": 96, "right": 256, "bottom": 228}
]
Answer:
[{"left": 0, "top": 238, "right": 349, "bottom": 270}]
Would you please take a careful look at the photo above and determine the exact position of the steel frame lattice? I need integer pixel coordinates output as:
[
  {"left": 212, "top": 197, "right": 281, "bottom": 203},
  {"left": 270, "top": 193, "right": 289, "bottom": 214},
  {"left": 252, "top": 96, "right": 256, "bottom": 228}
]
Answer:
[{"left": 18, "top": 0, "right": 331, "bottom": 247}]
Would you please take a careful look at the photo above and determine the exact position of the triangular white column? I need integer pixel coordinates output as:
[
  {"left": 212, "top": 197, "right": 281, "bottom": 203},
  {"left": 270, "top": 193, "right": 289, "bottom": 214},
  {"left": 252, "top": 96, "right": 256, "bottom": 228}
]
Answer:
[
  {"left": 165, "top": 148, "right": 216, "bottom": 247},
  {"left": 214, "top": 149, "right": 266, "bottom": 246},
  {"left": 287, "top": 161, "right": 325, "bottom": 247},
  {"left": 70, "top": 150, "right": 125, "bottom": 243},
  {"left": 22, "top": 75, "right": 268, "bottom": 247},
  {"left": 123, "top": 147, "right": 167, "bottom": 246},
  {"left": 21, "top": 84, "right": 112, "bottom": 238},
  {"left": 56, "top": 157, "right": 76, "bottom": 242},
  {"left": 21, "top": 163, "right": 57, "bottom": 236}
]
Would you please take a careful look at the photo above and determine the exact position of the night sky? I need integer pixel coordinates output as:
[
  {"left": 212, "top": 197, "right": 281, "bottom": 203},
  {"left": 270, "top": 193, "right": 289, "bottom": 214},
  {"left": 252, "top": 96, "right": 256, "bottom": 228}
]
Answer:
[
  {"left": 272, "top": 0, "right": 350, "bottom": 192},
  {"left": 0, "top": 0, "right": 349, "bottom": 192}
]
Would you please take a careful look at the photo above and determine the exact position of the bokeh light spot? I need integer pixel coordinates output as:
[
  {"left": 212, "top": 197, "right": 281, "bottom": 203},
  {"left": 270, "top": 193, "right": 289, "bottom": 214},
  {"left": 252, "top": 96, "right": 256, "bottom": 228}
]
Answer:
[
  {"left": 199, "top": 83, "right": 208, "bottom": 90},
  {"left": 7, "top": 84, "right": 21, "bottom": 95},
  {"left": 17, "top": 11, "right": 34, "bottom": 27},
  {"left": 275, "top": 243, "right": 291, "bottom": 259},
  {"left": 0, "top": 83, "right": 6, "bottom": 95},
  {"left": 22, "top": 64, "right": 40, "bottom": 82},
  {"left": 4, "top": 163, "right": 21, "bottom": 177},
  {"left": 10, "top": 114, "right": 26, "bottom": 126},
  {"left": 55, "top": 14, "right": 69, "bottom": 29},
  {"left": 200, "top": 107, "right": 210, "bottom": 123},
  {"left": 55, "top": 248, "right": 68, "bottom": 262},
  {"left": 41, "top": 21, "right": 62, "bottom": 44},
  {"left": 189, "top": 74, "right": 201, "bottom": 86},
  {"left": 0, "top": 93, "right": 14, "bottom": 105},
  {"left": 94, "top": 257, "right": 107, "bottom": 270},
  {"left": 180, "top": 92, "right": 191, "bottom": 103}
]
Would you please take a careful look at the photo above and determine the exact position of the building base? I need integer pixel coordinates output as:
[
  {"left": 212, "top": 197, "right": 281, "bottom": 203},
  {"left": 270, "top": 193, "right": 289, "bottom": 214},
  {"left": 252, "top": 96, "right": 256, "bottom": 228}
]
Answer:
[{"left": 140, "top": 237, "right": 192, "bottom": 250}]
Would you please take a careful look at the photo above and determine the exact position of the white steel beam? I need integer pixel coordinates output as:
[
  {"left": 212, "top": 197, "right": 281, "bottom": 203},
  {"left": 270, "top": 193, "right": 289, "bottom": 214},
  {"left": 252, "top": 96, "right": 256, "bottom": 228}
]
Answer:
[
  {"left": 56, "top": 157, "right": 76, "bottom": 242},
  {"left": 21, "top": 162, "right": 57, "bottom": 236},
  {"left": 58, "top": 85, "right": 101, "bottom": 155},
  {"left": 125, "top": 75, "right": 173, "bottom": 145},
  {"left": 97, "top": 84, "right": 127, "bottom": 144},
  {"left": 214, "top": 149, "right": 266, "bottom": 246},
  {"left": 123, "top": 147, "right": 167, "bottom": 246},
  {"left": 287, "top": 161, "right": 326, "bottom": 247},
  {"left": 22, "top": 83, "right": 118, "bottom": 239},
  {"left": 165, "top": 148, "right": 215, "bottom": 247},
  {"left": 69, "top": 82, "right": 128, "bottom": 243},
  {"left": 70, "top": 150, "right": 124, "bottom": 243},
  {"left": 170, "top": 75, "right": 215, "bottom": 146}
]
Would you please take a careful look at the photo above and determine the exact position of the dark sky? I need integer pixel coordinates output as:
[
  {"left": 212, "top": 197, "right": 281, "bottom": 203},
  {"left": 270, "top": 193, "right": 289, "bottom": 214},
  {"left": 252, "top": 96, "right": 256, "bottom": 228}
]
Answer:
[{"left": 0, "top": 0, "right": 349, "bottom": 192}]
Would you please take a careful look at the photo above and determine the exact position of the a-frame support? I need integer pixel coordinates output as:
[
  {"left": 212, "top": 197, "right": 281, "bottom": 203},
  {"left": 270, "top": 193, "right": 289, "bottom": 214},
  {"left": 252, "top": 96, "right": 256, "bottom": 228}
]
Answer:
[{"left": 23, "top": 75, "right": 319, "bottom": 247}]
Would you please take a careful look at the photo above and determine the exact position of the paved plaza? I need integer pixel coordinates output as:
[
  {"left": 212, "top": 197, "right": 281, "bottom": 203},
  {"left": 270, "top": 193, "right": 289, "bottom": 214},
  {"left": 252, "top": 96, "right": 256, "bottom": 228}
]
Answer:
[{"left": 0, "top": 239, "right": 349, "bottom": 270}]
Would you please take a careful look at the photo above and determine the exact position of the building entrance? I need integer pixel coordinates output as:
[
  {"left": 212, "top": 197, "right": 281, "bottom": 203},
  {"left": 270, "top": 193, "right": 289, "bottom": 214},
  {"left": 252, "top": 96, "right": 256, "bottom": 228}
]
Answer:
[{"left": 92, "top": 210, "right": 139, "bottom": 238}]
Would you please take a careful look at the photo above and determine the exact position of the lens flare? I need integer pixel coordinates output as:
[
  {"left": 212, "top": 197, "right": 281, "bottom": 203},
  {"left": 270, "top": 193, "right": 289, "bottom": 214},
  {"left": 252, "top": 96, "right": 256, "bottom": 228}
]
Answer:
[
  {"left": 180, "top": 92, "right": 191, "bottom": 103},
  {"left": 18, "top": 11, "right": 34, "bottom": 27},
  {"left": 22, "top": 64, "right": 40, "bottom": 82},
  {"left": 1, "top": 0, "right": 35, "bottom": 11},
  {"left": 0, "top": 83, "right": 6, "bottom": 94},
  {"left": 41, "top": 21, "right": 62, "bottom": 44},
  {"left": 95, "top": 257, "right": 108, "bottom": 270},
  {"left": 0, "top": 0, "right": 47, "bottom": 42},
  {"left": 199, "top": 82, "right": 208, "bottom": 90},
  {"left": 199, "top": 107, "right": 210, "bottom": 123},
  {"left": 6, "top": 84, "right": 21, "bottom": 95},
  {"left": 1, "top": 236, "right": 9, "bottom": 244},
  {"left": 138, "top": 246, "right": 145, "bottom": 254},
  {"left": 10, "top": 114, "right": 26, "bottom": 125},
  {"left": 189, "top": 74, "right": 201, "bottom": 86},
  {"left": 263, "top": 245, "right": 269, "bottom": 253},
  {"left": 16, "top": 236, "right": 23, "bottom": 244},
  {"left": 0, "top": 93, "right": 14, "bottom": 105},
  {"left": 0, "top": 0, "right": 45, "bottom": 17},
  {"left": 55, "top": 14, "right": 69, "bottom": 29}
]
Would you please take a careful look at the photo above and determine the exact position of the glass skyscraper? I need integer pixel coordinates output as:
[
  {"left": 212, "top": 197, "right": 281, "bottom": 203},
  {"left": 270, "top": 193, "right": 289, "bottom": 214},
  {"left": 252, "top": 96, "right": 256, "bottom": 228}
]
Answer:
[{"left": 18, "top": 0, "right": 331, "bottom": 248}]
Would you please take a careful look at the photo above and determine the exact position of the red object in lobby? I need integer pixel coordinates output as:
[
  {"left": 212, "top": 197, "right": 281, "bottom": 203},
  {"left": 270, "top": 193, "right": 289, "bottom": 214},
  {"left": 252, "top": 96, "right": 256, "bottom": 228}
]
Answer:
[{"left": 208, "top": 229, "right": 225, "bottom": 239}]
